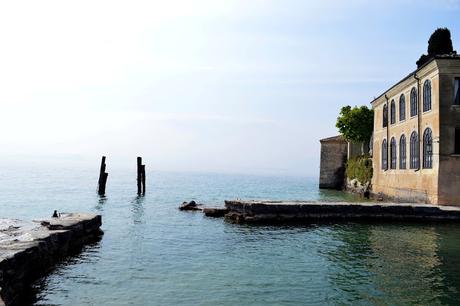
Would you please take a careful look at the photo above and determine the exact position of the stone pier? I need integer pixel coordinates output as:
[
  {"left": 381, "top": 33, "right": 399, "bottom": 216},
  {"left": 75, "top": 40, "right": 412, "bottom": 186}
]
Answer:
[
  {"left": 224, "top": 200, "right": 460, "bottom": 223},
  {"left": 0, "top": 213, "right": 103, "bottom": 305}
]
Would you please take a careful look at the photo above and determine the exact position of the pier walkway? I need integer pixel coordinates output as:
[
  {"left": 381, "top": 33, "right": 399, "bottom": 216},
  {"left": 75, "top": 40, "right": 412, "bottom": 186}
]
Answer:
[
  {"left": 224, "top": 200, "right": 460, "bottom": 223},
  {"left": 0, "top": 213, "right": 102, "bottom": 305}
]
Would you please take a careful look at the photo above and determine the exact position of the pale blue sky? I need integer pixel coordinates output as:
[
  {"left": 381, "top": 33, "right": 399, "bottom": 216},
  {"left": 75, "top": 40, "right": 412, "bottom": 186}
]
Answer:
[{"left": 0, "top": 0, "right": 459, "bottom": 176}]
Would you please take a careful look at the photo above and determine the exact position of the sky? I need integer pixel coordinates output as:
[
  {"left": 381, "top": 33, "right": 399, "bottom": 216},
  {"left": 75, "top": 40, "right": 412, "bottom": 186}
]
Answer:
[{"left": 0, "top": 0, "right": 459, "bottom": 176}]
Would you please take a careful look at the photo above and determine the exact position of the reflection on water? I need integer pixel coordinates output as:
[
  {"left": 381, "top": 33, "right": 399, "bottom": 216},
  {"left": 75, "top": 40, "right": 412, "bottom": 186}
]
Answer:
[
  {"left": 32, "top": 238, "right": 103, "bottom": 305},
  {"left": 0, "top": 164, "right": 459, "bottom": 305},
  {"left": 131, "top": 196, "right": 145, "bottom": 224},
  {"left": 323, "top": 224, "right": 454, "bottom": 305},
  {"left": 95, "top": 196, "right": 107, "bottom": 212}
]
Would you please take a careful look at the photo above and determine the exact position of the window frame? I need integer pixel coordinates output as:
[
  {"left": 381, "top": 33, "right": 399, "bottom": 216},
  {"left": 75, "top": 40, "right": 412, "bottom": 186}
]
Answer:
[
  {"left": 410, "top": 131, "right": 420, "bottom": 169},
  {"left": 390, "top": 100, "right": 396, "bottom": 124},
  {"left": 455, "top": 127, "right": 460, "bottom": 154},
  {"left": 382, "top": 139, "right": 388, "bottom": 170},
  {"left": 423, "top": 128, "right": 433, "bottom": 169},
  {"left": 390, "top": 137, "right": 397, "bottom": 169},
  {"left": 400, "top": 134, "right": 406, "bottom": 169},
  {"left": 399, "top": 94, "right": 406, "bottom": 121},
  {"left": 423, "top": 79, "right": 432, "bottom": 112},
  {"left": 454, "top": 78, "right": 460, "bottom": 106},
  {"left": 383, "top": 104, "right": 388, "bottom": 128},
  {"left": 410, "top": 87, "right": 418, "bottom": 117}
]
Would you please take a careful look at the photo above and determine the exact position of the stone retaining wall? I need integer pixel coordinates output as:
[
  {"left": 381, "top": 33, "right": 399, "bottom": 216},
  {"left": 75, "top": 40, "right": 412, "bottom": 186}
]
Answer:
[
  {"left": 224, "top": 200, "right": 460, "bottom": 223},
  {"left": 0, "top": 213, "right": 103, "bottom": 305}
]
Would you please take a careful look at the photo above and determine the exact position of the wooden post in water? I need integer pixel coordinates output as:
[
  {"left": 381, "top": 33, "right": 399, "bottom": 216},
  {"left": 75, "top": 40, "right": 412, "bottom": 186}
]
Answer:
[
  {"left": 141, "top": 164, "right": 146, "bottom": 195},
  {"left": 98, "top": 156, "right": 108, "bottom": 196},
  {"left": 137, "top": 157, "right": 142, "bottom": 195},
  {"left": 136, "top": 157, "right": 146, "bottom": 195}
]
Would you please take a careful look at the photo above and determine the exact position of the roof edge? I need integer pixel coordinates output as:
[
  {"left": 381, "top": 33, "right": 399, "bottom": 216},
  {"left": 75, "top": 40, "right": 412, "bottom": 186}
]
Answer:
[
  {"left": 320, "top": 135, "right": 346, "bottom": 143},
  {"left": 370, "top": 54, "right": 460, "bottom": 105}
]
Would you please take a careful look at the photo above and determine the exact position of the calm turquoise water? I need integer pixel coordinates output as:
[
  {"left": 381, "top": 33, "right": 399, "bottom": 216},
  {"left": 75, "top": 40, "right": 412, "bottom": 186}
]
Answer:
[{"left": 1, "top": 162, "right": 460, "bottom": 305}]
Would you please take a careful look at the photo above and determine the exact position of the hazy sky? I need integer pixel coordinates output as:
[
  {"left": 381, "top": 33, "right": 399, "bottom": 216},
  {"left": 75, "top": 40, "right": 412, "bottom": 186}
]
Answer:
[{"left": 0, "top": 0, "right": 459, "bottom": 176}]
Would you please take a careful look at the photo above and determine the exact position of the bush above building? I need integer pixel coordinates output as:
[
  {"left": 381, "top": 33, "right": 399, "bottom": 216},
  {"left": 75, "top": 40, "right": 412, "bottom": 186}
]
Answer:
[{"left": 336, "top": 105, "right": 374, "bottom": 143}]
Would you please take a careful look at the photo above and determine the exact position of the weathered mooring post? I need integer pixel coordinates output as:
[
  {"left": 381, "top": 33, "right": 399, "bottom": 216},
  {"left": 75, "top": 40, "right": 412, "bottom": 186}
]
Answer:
[
  {"left": 137, "top": 157, "right": 145, "bottom": 195},
  {"left": 98, "top": 156, "right": 108, "bottom": 196},
  {"left": 141, "top": 164, "right": 146, "bottom": 194}
]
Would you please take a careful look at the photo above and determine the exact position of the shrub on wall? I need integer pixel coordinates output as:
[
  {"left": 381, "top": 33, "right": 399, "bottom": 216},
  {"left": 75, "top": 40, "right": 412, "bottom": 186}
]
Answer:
[{"left": 346, "top": 154, "right": 373, "bottom": 185}]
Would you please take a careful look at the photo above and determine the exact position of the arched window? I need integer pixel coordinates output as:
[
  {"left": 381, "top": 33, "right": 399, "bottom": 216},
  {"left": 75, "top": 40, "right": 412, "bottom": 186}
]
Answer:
[
  {"left": 390, "top": 137, "right": 397, "bottom": 169},
  {"left": 400, "top": 134, "right": 406, "bottom": 169},
  {"left": 390, "top": 100, "right": 396, "bottom": 124},
  {"left": 399, "top": 94, "right": 406, "bottom": 121},
  {"left": 382, "top": 139, "right": 388, "bottom": 170},
  {"left": 383, "top": 104, "right": 388, "bottom": 128},
  {"left": 410, "top": 131, "right": 419, "bottom": 169},
  {"left": 423, "top": 128, "right": 433, "bottom": 168},
  {"left": 410, "top": 87, "right": 418, "bottom": 117},
  {"left": 423, "top": 80, "right": 432, "bottom": 112}
]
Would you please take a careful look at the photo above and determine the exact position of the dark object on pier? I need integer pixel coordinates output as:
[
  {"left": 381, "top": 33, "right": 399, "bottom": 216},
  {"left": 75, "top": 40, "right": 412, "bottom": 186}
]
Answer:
[
  {"left": 52, "top": 210, "right": 59, "bottom": 218},
  {"left": 363, "top": 190, "right": 370, "bottom": 199},
  {"left": 97, "top": 156, "right": 108, "bottom": 196},
  {"left": 179, "top": 200, "right": 202, "bottom": 211},
  {"left": 137, "top": 157, "right": 146, "bottom": 195}
]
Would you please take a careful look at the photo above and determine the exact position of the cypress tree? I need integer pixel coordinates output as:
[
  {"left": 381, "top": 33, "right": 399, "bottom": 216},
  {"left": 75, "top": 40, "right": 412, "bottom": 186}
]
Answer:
[
  {"left": 416, "top": 28, "right": 455, "bottom": 68},
  {"left": 427, "top": 28, "right": 453, "bottom": 56}
]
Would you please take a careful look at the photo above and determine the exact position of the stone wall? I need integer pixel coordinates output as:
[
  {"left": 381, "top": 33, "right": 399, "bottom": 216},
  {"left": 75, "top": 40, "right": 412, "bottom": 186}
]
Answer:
[
  {"left": 0, "top": 213, "right": 103, "bottom": 305},
  {"left": 224, "top": 200, "right": 460, "bottom": 223},
  {"left": 319, "top": 136, "right": 348, "bottom": 189}
]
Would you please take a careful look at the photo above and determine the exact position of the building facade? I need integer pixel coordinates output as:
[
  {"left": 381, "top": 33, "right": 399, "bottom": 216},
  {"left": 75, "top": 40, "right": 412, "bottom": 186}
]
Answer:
[{"left": 371, "top": 55, "right": 460, "bottom": 205}]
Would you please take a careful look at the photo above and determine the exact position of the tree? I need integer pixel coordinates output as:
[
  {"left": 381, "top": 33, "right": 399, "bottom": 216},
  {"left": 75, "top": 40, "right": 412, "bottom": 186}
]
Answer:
[
  {"left": 336, "top": 105, "right": 374, "bottom": 143},
  {"left": 417, "top": 28, "right": 455, "bottom": 68},
  {"left": 428, "top": 28, "right": 453, "bottom": 56}
]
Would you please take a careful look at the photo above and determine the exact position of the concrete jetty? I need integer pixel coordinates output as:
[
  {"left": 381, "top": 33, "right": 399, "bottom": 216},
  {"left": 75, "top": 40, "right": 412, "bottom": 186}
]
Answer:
[
  {"left": 0, "top": 213, "right": 103, "bottom": 305},
  {"left": 224, "top": 200, "right": 460, "bottom": 223}
]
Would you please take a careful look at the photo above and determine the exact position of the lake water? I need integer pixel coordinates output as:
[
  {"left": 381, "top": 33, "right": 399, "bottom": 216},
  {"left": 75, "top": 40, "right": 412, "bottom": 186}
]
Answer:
[{"left": 1, "top": 162, "right": 460, "bottom": 305}]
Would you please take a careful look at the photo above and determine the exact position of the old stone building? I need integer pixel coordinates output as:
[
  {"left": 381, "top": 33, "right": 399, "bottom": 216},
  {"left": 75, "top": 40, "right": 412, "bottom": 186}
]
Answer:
[
  {"left": 371, "top": 55, "right": 460, "bottom": 205},
  {"left": 319, "top": 135, "right": 348, "bottom": 189}
]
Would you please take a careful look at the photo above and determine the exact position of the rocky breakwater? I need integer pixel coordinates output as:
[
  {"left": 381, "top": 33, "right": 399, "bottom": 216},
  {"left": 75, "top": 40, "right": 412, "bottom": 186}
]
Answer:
[
  {"left": 0, "top": 213, "right": 103, "bottom": 305},
  {"left": 224, "top": 200, "right": 460, "bottom": 223},
  {"left": 179, "top": 201, "right": 228, "bottom": 218}
]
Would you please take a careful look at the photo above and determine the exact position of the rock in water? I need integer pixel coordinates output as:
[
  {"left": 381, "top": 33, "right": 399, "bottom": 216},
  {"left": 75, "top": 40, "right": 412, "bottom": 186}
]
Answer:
[{"left": 179, "top": 201, "right": 202, "bottom": 211}]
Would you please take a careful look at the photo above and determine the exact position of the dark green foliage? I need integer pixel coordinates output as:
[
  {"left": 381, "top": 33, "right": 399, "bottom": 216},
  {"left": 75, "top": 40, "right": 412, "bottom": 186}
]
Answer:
[
  {"left": 346, "top": 155, "right": 373, "bottom": 184},
  {"left": 416, "top": 54, "right": 432, "bottom": 68},
  {"left": 417, "top": 28, "right": 455, "bottom": 68},
  {"left": 428, "top": 28, "right": 453, "bottom": 56},
  {"left": 336, "top": 105, "right": 374, "bottom": 143}
]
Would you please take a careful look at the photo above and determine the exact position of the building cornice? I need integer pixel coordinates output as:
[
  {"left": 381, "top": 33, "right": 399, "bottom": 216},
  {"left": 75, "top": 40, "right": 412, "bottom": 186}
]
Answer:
[{"left": 370, "top": 56, "right": 460, "bottom": 108}]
